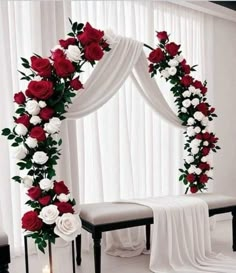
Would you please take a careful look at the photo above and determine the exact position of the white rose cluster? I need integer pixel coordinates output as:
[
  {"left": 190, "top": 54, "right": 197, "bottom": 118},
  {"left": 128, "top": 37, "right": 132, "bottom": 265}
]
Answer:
[
  {"left": 15, "top": 124, "right": 28, "bottom": 136},
  {"left": 44, "top": 118, "right": 61, "bottom": 134},
  {"left": 13, "top": 144, "right": 28, "bottom": 160},
  {"left": 25, "top": 100, "right": 40, "bottom": 116},
  {"left": 32, "top": 151, "right": 48, "bottom": 165},
  {"left": 39, "top": 205, "right": 59, "bottom": 225},
  {"left": 39, "top": 178, "right": 53, "bottom": 191},
  {"left": 25, "top": 137, "right": 38, "bottom": 148}
]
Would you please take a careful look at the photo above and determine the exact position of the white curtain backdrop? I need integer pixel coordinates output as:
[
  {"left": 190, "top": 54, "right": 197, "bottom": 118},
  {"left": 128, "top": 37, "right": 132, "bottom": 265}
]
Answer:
[{"left": 0, "top": 0, "right": 213, "bottom": 255}]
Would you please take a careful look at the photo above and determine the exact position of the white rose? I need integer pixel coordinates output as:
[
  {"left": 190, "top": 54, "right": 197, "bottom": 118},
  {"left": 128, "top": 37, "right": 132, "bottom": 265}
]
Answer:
[
  {"left": 203, "top": 141, "right": 209, "bottom": 146},
  {"left": 44, "top": 118, "right": 61, "bottom": 134},
  {"left": 39, "top": 178, "right": 53, "bottom": 191},
  {"left": 32, "top": 151, "right": 48, "bottom": 165},
  {"left": 188, "top": 165, "right": 196, "bottom": 173},
  {"left": 186, "top": 127, "right": 195, "bottom": 137},
  {"left": 194, "top": 127, "right": 201, "bottom": 133},
  {"left": 33, "top": 76, "right": 43, "bottom": 81},
  {"left": 190, "top": 139, "right": 201, "bottom": 148},
  {"left": 66, "top": 45, "right": 82, "bottom": 63},
  {"left": 38, "top": 101, "right": 47, "bottom": 108},
  {"left": 194, "top": 88, "right": 202, "bottom": 96},
  {"left": 195, "top": 168, "right": 202, "bottom": 175},
  {"left": 201, "top": 117, "right": 209, "bottom": 126},
  {"left": 13, "top": 144, "right": 28, "bottom": 160},
  {"left": 194, "top": 111, "right": 204, "bottom": 121},
  {"left": 175, "top": 54, "right": 184, "bottom": 62},
  {"left": 182, "top": 99, "right": 191, "bottom": 108},
  {"left": 57, "top": 193, "right": 70, "bottom": 202},
  {"left": 187, "top": 118, "right": 195, "bottom": 126},
  {"left": 181, "top": 107, "right": 187, "bottom": 113},
  {"left": 191, "top": 147, "right": 199, "bottom": 155},
  {"left": 22, "top": 175, "right": 33, "bottom": 188},
  {"left": 168, "top": 59, "right": 179, "bottom": 67},
  {"left": 186, "top": 155, "right": 194, "bottom": 164},
  {"left": 54, "top": 213, "right": 81, "bottom": 242},
  {"left": 39, "top": 205, "right": 59, "bottom": 225},
  {"left": 15, "top": 124, "right": 28, "bottom": 136},
  {"left": 25, "top": 137, "right": 38, "bottom": 148},
  {"left": 26, "top": 100, "right": 40, "bottom": 116},
  {"left": 161, "top": 69, "right": 170, "bottom": 79},
  {"left": 201, "top": 156, "right": 207, "bottom": 162},
  {"left": 192, "top": 98, "right": 199, "bottom": 106},
  {"left": 182, "top": 91, "right": 191, "bottom": 98},
  {"left": 188, "top": 86, "right": 196, "bottom": 94},
  {"left": 30, "top": 116, "right": 41, "bottom": 125},
  {"left": 168, "top": 67, "right": 177, "bottom": 76}
]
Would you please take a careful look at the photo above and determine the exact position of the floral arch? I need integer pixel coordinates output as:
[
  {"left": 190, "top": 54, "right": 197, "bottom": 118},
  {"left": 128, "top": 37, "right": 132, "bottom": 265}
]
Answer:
[{"left": 2, "top": 21, "right": 219, "bottom": 250}]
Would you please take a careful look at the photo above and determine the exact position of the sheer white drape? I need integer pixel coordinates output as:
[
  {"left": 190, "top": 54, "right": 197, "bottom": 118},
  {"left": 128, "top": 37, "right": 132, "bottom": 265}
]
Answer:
[{"left": 0, "top": 0, "right": 213, "bottom": 255}]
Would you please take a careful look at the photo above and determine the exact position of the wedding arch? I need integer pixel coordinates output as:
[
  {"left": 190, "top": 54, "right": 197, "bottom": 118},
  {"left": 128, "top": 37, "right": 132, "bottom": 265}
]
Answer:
[{"left": 2, "top": 20, "right": 219, "bottom": 251}]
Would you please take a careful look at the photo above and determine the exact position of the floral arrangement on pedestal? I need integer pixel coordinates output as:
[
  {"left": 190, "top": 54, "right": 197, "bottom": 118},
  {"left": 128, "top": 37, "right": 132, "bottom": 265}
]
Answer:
[
  {"left": 147, "top": 31, "right": 220, "bottom": 194},
  {"left": 2, "top": 20, "right": 110, "bottom": 252}
]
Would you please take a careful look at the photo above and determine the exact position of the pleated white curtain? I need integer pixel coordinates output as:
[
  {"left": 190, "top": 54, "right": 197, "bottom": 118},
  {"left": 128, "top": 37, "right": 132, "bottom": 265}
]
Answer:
[{"left": 0, "top": 0, "right": 213, "bottom": 255}]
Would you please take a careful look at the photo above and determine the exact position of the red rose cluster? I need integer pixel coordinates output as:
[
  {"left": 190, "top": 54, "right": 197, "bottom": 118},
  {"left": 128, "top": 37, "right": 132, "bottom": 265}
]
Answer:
[
  {"left": 147, "top": 31, "right": 220, "bottom": 194},
  {"left": 2, "top": 20, "right": 110, "bottom": 251}
]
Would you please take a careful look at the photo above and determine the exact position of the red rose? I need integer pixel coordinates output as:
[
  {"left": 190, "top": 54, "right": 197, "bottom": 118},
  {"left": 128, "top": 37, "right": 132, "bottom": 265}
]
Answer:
[
  {"left": 210, "top": 107, "right": 215, "bottom": 113},
  {"left": 196, "top": 103, "right": 208, "bottom": 116},
  {"left": 53, "top": 181, "right": 69, "bottom": 195},
  {"left": 31, "top": 56, "right": 52, "bottom": 77},
  {"left": 202, "top": 132, "right": 210, "bottom": 140},
  {"left": 201, "top": 86, "right": 207, "bottom": 95},
  {"left": 77, "top": 22, "right": 104, "bottom": 45},
  {"left": 210, "top": 134, "right": 218, "bottom": 143},
  {"left": 39, "top": 107, "right": 54, "bottom": 121},
  {"left": 51, "top": 49, "right": 65, "bottom": 60},
  {"left": 28, "top": 81, "right": 54, "bottom": 100},
  {"left": 59, "top": 38, "right": 76, "bottom": 49},
  {"left": 25, "top": 89, "right": 34, "bottom": 98},
  {"left": 156, "top": 31, "right": 168, "bottom": 41},
  {"left": 195, "top": 133, "right": 202, "bottom": 140},
  {"left": 181, "top": 75, "right": 193, "bottom": 87},
  {"left": 186, "top": 173, "right": 195, "bottom": 183},
  {"left": 27, "top": 187, "right": 42, "bottom": 200},
  {"left": 54, "top": 58, "right": 75, "bottom": 78},
  {"left": 180, "top": 60, "right": 191, "bottom": 74},
  {"left": 84, "top": 43, "right": 104, "bottom": 61},
  {"left": 149, "top": 64, "right": 154, "bottom": 73},
  {"left": 16, "top": 114, "right": 30, "bottom": 128},
  {"left": 55, "top": 202, "right": 74, "bottom": 214},
  {"left": 190, "top": 186, "right": 198, "bottom": 194},
  {"left": 100, "top": 40, "right": 109, "bottom": 50},
  {"left": 39, "top": 195, "right": 51, "bottom": 206},
  {"left": 29, "top": 126, "right": 46, "bottom": 142},
  {"left": 14, "top": 92, "right": 26, "bottom": 104},
  {"left": 70, "top": 77, "right": 83, "bottom": 91},
  {"left": 148, "top": 48, "right": 164, "bottom": 63},
  {"left": 199, "top": 163, "right": 210, "bottom": 171},
  {"left": 202, "top": 147, "right": 210, "bottom": 156},
  {"left": 199, "top": 174, "right": 208, "bottom": 184},
  {"left": 165, "top": 42, "right": 180, "bottom": 56},
  {"left": 192, "top": 80, "right": 203, "bottom": 89},
  {"left": 22, "top": 211, "right": 43, "bottom": 231}
]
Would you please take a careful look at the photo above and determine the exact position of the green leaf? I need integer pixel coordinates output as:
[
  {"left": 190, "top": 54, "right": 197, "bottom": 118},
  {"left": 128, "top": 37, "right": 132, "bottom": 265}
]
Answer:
[
  {"left": 11, "top": 142, "right": 19, "bottom": 147},
  {"left": 7, "top": 134, "right": 15, "bottom": 140},
  {"left": 16, "top": 108, "right": 25, "bottom": 114},
  {"left": 67, "top": 32, "right": 75, "bottom": 37},
  {"left": 2, "top": 128, "right": 11, "bottom": 136},
  {"left": 22, "top": 63, "right": 30, "bottom": 69},
  {"left": 47, "top": 168, "right": 56, "bottom": 179},
  {"left": 21, "top": 57, "right": 29, "bottom": 64},
  {"left": 15, "top": 137, "right": 23, "bottom": 143},
  {"left": 68, "top": 18, "right": 73, "bottom": 25},
  {"left": 25, "top": 161, "right": 32, "bottom": 169},
  {"left": 12, "top": 176, "right": 21, "bottom": 183},
  {"left": 54, "top": 103, "right": 65, "bottom": 113},
  {"left": 58, "top": 139, "right": 62, "bottom": 146},
  {"left": 72, "top": 22, "right": 78, "bottom": 33}
]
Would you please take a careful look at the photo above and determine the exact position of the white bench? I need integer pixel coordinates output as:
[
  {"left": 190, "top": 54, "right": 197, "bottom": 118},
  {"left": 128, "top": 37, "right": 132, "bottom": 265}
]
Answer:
[
  {"left": 0, "top": 231, "right": 10, "bottom": 273},
  {"left": 75, "top": 193, "right": 236, "bottom": 273}
]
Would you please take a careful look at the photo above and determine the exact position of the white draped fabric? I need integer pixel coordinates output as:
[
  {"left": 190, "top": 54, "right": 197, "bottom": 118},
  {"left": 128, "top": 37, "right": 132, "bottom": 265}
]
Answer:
[
  {"left": 130, "top": 197, "right": 236, "bottom": 273},
  {"left": 66, "top": 34, "right": 182, "bottom": 128}
]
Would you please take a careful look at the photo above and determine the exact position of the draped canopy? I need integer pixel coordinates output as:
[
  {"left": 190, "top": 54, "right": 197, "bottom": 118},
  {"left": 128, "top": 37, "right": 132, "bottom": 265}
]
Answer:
[{"left": 66, "top": 32, "right": 183, "bottom": 129}]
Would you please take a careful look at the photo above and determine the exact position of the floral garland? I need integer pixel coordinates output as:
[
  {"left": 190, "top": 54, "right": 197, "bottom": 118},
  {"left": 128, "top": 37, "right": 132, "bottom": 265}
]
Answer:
[
  {"left": 147, "top": 31, "right": 220, "bottom": 194},
  {"left": 2, "top": 20, "right": 110, "bottom": 252}
]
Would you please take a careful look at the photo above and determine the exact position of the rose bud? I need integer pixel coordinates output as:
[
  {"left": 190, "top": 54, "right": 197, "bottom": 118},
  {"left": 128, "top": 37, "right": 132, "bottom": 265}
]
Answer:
[
  {"left": 39, "top": 107, "right": 54, "bottom": 121},
  {"left": 156, "top": 31, "right": 168, "bottom": 42},
  {"left": 14, "top": 92, "right": 26, "bottom": 104}
]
